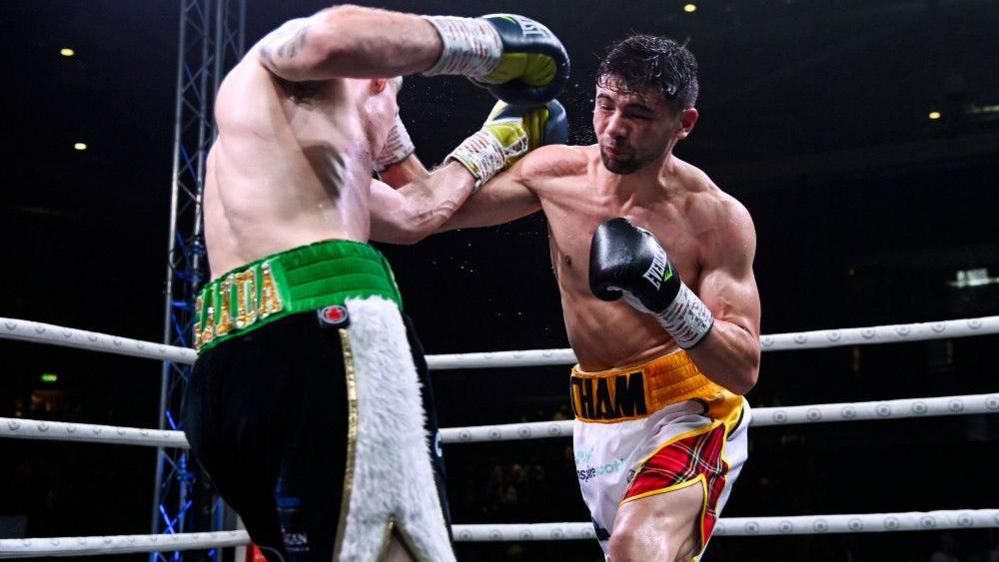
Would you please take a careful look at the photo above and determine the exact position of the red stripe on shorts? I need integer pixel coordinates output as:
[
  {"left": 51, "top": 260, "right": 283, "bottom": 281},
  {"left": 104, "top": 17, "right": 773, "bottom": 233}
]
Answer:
[{"left": 623, "top": 423, "right": 729, "bottom": 544}]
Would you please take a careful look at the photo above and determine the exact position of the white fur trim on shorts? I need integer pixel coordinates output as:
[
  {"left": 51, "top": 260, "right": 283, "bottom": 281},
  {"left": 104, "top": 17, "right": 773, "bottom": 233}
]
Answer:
[{"left": 335, "top": 297, "right": 454, "bottom": 562}]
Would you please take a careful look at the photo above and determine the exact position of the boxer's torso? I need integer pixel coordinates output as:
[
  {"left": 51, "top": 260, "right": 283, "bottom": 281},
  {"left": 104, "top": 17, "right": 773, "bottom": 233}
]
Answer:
[
  {"left": 530, "top": 145, "right": 736, "bottom": 371},
  {"left": 204, "top": 48, "right": 373, "bottom": 277}
]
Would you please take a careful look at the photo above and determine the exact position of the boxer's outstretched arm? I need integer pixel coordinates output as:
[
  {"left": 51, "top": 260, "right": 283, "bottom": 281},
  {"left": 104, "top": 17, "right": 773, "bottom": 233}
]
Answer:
[
  {"left": 687, "top": 202, "right": 761, "bottom": 394},
  {"left": 257, "top": 6, "right": 442, "bottom": 82},
  {"left": 379, "top": 155, "right": 430, "bottom": 190},
  {"left": 437, "top": 157, "right": 543, "bottom": 231},
  {"left": 369, "top": 162, "right": 478, "bottom": 245}
]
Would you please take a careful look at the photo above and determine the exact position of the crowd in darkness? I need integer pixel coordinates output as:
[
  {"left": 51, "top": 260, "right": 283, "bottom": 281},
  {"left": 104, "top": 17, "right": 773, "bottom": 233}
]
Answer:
[
  {"left": 454, "top": 405, "right": 578, "bottom": 524},
  {"left": 0, "top": 348, "right": 162, "bottom": 550}
]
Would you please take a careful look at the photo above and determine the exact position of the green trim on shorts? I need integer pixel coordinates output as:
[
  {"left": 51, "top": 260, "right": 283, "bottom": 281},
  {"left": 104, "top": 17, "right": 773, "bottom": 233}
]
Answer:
[{"left": 193, "top": 239, "right": 402, "bottom": 354}]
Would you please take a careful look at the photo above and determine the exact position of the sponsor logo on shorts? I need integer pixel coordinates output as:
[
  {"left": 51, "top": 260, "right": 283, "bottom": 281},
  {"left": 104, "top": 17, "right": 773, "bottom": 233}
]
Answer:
[
  {"left": 282, "top": 531, "right": 308, "bottom": 552},
  {"left": 577, "top": 458, "right": 626, "bottom": 482},
  {"left": 194, "top": 261, "right": 284, "bottom": 350},
  {"left": 571, "top": 371, "right": 647, "bottom": 421},
  {"left": 318, "top": 305, "right": 349, "bottom": 327}
]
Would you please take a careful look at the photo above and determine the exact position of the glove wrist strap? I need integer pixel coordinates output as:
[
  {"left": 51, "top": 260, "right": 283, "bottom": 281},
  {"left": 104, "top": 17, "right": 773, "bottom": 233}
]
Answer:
[
  {"left": 422, "top": 16, "right": 502, "bottom": 79},
  {"left": 656, "top": 283, "right": 714, "bottom": 349},
  {"left": 374, "top": 115, "right": 416, "bottom": 172},
  {"left": 446, "top": 130, "right": 508, "bottom": 192}
]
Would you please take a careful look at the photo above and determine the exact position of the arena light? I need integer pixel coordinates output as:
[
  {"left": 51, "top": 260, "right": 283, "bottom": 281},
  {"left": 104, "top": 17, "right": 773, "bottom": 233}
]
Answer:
[
  {"left": 948, "top": 268, "right": 999, "bottom": 289},
  {"left": 74, "top": 142, "right": 87, "bottom": 151},
  {"left": 684, "top": 3, "right": 697, "bottom": 13},
  {"left": 60, "top": 48, "right": 75, "bottom": 57},
  {"left": 928, "top": 110, "right": 942, "bottom": 120},
  {"left": 969, "top": 104, "right": 999, "bottom": 114},
  {"left": 966, "top": 104, "right": 999, "bottom": 118}
]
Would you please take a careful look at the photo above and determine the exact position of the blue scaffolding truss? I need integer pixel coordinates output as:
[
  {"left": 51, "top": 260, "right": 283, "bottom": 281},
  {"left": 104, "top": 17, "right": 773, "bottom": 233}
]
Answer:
[{"left": 155, "top": 0, "right": 245, "bottom": 559}]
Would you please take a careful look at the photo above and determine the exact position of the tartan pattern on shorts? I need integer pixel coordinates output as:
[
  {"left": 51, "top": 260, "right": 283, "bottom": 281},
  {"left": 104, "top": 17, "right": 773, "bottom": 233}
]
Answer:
[{"left": 622, "top": 423, "right": 729, "bottom": 548}]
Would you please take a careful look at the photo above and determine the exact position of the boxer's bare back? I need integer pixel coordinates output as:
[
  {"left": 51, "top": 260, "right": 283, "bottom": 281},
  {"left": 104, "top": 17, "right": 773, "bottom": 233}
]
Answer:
[
  {"left": 205, "top": 58, "right": 374, "bottom": 275},
  {"left": 203, "top": 10, "right": 449, "bottom": 277}
]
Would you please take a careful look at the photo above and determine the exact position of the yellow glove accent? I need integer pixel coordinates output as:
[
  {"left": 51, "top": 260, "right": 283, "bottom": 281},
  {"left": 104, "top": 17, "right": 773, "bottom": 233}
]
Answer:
[
  {"left": 486, "top": 102, "right": 552, "bottom": 155},
  {"left": 483, "top": 53, "right": 557, "bottom": 87}
]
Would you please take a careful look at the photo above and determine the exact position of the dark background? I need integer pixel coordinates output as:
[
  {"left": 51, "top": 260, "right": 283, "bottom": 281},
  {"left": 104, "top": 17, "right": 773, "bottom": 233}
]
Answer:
[{"left": 2, "top": 0, "right": 998, "bottom": 560}]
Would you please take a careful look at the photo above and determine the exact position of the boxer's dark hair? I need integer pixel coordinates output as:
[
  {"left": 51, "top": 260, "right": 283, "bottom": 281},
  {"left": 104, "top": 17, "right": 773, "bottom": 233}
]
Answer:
[{"left": 597, "top": 35, "right": 699, "bottom": 113}]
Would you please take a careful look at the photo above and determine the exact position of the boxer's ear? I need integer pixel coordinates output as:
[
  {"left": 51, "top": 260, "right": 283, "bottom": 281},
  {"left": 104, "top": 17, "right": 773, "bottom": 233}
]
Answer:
[
  {"left": 370, "top": 78, "right": 388, "bottom": 94},
  {"left": 675, "top": 107, "right": 699, "bottom": 140}
]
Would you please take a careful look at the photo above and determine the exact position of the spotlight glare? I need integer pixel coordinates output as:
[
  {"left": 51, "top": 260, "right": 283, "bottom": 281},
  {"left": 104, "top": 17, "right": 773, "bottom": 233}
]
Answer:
[
  {"left": 74, "top": 142, "right": 87, "bottom": 151},
  {"left": 60, "top": 48, "right": 75, "bottom": 57},
  {"left": 928, "top": 111, "right": 942, "bottom": 120},
  {"left": 684, "top": 3, "right": 698, "bottom": 12}
]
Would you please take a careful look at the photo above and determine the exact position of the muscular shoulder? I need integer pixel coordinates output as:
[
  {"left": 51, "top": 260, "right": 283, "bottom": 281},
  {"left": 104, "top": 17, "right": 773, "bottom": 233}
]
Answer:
[
  {"left": 708, "top": 192, "right": 756, "bottom": 254},
  {"left": 518, "top": 144, "right": 589, "bottom": 180},
  {"left": 213, "top": 55, "right": 268, "bottom": 127},
  {"left": 680, "top": 161, "right": 756, "bottom": 250},
  {"left": 696, "top": 189, "right": 756, "bottom": 277}
]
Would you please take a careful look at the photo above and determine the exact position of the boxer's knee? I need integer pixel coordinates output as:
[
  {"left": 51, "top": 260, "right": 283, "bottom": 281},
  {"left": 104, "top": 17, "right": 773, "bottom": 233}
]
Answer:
[
  {"left": 607, "top": 525, "right": 641, "bottom": 562},
  {"left": 609, "top": 511, "right": 697, "bottom": 562},
  {"left": 608, "top": 523, "right": 681, "bottom": 562}
]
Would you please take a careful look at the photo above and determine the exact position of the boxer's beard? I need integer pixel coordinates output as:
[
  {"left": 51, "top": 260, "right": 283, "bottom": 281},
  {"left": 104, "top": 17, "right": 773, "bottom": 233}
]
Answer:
[{"left": 600, "top": 147, "right": 644, "bottom": 175}]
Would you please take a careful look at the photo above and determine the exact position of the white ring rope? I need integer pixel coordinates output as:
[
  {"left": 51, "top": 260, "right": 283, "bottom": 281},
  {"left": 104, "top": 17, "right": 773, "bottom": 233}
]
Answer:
[
  {"left": 3, "top": 392, "right": 996, "bottom": 448},
  {"left": 2, "top": 510, "right": 997, "bottom": 557},
  {"left": 1, "top": 321, "right": 996, "bottom": 552},
  {"left": 0, "top": 317, "right": 196, "bottom": 364},
  {"left": 0, "top": 531, "right": 249, "bottom": 559},
  {"left": 452, "top": 509, "right": 999, "bottom": 542},
  {"left": 2, "top": 317, "right": 996, "bottom": 549},
  {"left": 0, "top": 417, "right": 189, "bottom": 448},
  {"left": 3, "top": 315, "right": 999, "bottom": 369},
  {"left": 439, "top": 392, "right": 999, "bottom": 443},
  {"left": 426, "top": 316, "right": 999, "bottom": 369}
]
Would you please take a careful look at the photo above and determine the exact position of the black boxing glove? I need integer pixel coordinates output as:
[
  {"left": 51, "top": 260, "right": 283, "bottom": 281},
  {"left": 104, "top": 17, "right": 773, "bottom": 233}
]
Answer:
[{"left": 589, "top": 218, "right": 714, "bottom": 349}]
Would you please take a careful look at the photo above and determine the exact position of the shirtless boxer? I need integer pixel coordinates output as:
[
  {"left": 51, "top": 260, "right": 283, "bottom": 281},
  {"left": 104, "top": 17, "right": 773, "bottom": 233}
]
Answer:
[
  {"left": 444, "top": 35, "right": 760, "bottom": 561},
  {"left": 179, "top": 6, "right": 568, "bottom": 562}
]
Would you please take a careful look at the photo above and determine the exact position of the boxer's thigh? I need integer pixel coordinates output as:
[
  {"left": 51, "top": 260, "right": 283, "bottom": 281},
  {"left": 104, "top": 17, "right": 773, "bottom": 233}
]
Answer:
[{"left": 611, "top": 480, "right": 703, "bottom": 562}]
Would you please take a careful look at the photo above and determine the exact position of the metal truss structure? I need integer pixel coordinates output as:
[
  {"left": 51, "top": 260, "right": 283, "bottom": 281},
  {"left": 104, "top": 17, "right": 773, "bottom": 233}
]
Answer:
[{"left": 156, "top": 0, "right": 246, "bottom": 559}]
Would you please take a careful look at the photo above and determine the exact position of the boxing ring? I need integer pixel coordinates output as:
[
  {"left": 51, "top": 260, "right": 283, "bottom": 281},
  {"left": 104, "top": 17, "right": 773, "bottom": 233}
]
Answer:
[{"left": 0, "top": 315, "right": 997, "bottom": 558}]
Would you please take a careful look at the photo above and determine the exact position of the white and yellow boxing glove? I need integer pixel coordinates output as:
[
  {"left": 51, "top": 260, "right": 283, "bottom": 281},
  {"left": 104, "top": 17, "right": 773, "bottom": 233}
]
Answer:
[{"left": 448, "top": 99, "right": 567, "bottom": 190}]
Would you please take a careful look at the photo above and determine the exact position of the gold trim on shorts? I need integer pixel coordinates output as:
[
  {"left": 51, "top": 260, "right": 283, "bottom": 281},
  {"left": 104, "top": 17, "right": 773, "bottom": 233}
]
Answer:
[
  {"left": 332, "top": 328, "right": 359, "bottom": 560},
  {"left": 570, "top": 350, "right": 743, "bottom": 425}
]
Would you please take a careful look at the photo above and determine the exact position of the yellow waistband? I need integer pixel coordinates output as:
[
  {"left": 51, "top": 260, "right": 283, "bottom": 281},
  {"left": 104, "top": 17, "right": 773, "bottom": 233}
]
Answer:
[{"left": 570, "top": 351, "right": 737, "bottom": 423}]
